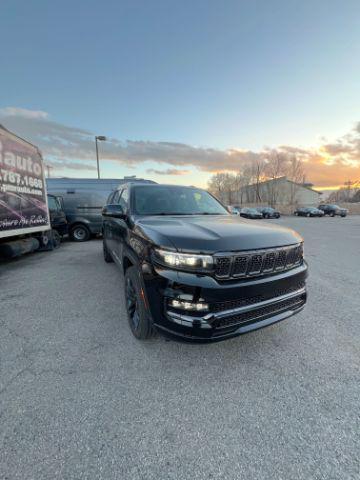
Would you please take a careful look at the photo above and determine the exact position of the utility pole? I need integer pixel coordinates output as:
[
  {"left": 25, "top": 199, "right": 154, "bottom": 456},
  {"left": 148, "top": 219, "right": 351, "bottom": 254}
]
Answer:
[
  {"left": 95, "top": 136, "right": 107, "bottom": 179},
  {"left": 46, "top": 165, "right": 53, "bottom": 178}
]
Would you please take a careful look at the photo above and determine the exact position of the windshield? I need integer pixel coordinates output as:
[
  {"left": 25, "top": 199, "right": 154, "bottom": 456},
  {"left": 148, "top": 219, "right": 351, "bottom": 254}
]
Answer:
[
  {"left": 133, "top": 185, "right": 228, "bottom": 215},
  {"left": 244, "top": 208, "right": 258, "bottom": 213}
]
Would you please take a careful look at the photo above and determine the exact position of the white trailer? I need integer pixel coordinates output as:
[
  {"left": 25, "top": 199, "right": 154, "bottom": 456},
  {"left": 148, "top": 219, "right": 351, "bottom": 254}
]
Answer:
[{"left": 0, "top": 124, "right": 51, "bottom": 257}]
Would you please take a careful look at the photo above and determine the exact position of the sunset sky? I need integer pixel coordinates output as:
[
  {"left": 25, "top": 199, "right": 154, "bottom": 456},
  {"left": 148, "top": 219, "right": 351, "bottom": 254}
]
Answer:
[{"left": 1, "top": 0, "right": 359, "bottom": 190}]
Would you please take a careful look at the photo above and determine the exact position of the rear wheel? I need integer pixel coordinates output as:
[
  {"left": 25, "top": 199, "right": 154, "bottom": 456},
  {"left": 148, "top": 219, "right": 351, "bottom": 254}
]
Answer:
[
  {"left": 330, "top": 212, "right": 335, "bottom": 217},
  {"left": 70, "top": 224, "right": 90, "bottom": 242},
  {"left": 124, "top": 266, "right": 153, "bottom": 340}
]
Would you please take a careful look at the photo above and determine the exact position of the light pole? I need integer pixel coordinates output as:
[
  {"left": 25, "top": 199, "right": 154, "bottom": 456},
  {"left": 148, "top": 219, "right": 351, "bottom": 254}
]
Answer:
[
  {"left": 95, "top": 135, "right": 107, "bottom": 179},
  {"left": 46, "top": 165, "right": 53, "bottom": 178}
]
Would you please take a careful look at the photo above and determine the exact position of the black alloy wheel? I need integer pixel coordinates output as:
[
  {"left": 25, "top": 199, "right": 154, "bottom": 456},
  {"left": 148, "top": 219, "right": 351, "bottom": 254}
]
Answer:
[
  {"left": 124, "top": 266, "right": 153, "bottom": 339},
  {"left": 126, "top": 277, "right": 140, "bottom": 331}
]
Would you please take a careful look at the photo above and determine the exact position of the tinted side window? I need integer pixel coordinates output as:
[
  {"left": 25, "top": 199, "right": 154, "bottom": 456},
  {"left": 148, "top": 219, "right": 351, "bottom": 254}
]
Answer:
[
  {"left": 119, "top": 188, "right": 129, "bottom": 211},
  {"left": 48, "top": 196, "right": 59, "bottom": 210},
  {"left": 107, "top": 192, "right": 116, "bottom": 204},
  {"left": 112, "top": 190, "right": 122, "bottom": 204}
]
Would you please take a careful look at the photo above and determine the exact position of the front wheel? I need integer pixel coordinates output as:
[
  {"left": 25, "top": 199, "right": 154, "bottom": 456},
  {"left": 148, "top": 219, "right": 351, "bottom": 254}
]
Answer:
[
  {"left": 51, "top": 229, "right": 61, "bottom": 248},
  {"left": 124, "top": 266, "right": 153, "bottom": 340}
]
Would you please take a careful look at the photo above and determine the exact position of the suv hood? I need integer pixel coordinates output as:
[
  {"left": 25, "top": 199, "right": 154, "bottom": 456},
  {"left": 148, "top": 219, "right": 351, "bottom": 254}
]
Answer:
[{"left": 135, "top": 215, "right": 302, "bottom": 253}]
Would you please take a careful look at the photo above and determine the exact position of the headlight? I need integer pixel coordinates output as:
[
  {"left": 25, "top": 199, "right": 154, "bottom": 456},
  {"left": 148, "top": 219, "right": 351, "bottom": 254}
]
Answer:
[{"left": 153, "top": 248, "right": 213, "bottom": 272}]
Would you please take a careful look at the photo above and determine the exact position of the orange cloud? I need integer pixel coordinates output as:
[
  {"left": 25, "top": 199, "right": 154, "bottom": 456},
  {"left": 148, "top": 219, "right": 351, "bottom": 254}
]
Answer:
[{"left": 1, "top": 107, "right": 359, "bottom": 187}]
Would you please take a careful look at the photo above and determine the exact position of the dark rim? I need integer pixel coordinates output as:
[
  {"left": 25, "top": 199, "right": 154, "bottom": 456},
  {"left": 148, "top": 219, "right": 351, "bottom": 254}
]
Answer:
[{"left": 126, "top": 277, "right": 140, "bottom": 331}]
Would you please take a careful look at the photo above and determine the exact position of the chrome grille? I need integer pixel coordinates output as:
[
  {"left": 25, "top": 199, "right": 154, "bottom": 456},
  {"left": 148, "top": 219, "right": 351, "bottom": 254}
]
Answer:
[{"left": 214, "top": 243, "right": 303, "bottom": 280}]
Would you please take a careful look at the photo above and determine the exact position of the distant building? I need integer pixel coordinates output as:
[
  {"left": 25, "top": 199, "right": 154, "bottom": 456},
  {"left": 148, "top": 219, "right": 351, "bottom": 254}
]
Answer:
[{"left": 226, "top": 176, "right": 321, "bottom": 206}]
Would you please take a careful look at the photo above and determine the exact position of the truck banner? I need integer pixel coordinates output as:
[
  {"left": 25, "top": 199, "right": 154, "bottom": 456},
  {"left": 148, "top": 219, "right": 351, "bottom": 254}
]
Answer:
[{"left": 0, "top": 125, "right": 50, "bottom": 236}]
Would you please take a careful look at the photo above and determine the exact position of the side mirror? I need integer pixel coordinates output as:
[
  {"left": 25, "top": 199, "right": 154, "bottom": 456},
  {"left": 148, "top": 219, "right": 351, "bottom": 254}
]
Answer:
[{"left": 102, "top": 204, "right": 126, "bottom": 219}]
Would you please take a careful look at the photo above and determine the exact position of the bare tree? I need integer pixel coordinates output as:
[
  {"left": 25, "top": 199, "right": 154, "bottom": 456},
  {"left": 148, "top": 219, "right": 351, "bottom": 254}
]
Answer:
[
  {"left": 287, "top": 154, "right": 306, "bottom": 205},
  {"left": 207, "top": 172, "right": 236, "bottom": 204},
  {"left": 263, "top": 150, "right": 288, "bottom": 206}
]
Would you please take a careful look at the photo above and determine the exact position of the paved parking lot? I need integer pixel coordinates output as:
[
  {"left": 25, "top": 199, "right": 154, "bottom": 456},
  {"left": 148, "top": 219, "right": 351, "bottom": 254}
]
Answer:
[{"left": 1, "top": 216, "right": 359, "bottom": 480}]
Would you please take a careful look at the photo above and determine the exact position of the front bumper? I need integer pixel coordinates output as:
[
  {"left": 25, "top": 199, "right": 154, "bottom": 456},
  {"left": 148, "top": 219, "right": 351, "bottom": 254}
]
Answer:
[{"left": 143, "top": 262, "right": 308, "bottom": 342}]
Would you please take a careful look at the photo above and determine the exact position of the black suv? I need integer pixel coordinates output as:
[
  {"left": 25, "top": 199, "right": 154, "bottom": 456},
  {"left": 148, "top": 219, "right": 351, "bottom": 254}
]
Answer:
[
  {"left": 102, "top": 183, "right": 307, "bottom": 341},
  {"left": 318, "top": 204, "right": 348, "bottom": 217}
]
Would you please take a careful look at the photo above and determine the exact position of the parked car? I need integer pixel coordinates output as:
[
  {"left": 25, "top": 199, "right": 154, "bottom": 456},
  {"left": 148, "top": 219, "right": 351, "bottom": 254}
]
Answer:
[
  {"left": 294, "top": 207, "right": 324, "bottom": 217},
  {"left": 228, "top": 206, "right": 240, "bottom": 214},
  {"left": 239, "top": 207, "right": 263, "bottom": 219},
  {"left": 318, "top": 204, "right": 348, "bottom": 217},
  {"left": 47, "top": 178, "right": 155, "bottom": 241},
  {"left": 256, "top": 206, "right": 281, "bottom": 219},
  {"left": 102, "top": 183, "right": 307, "bottom": 341},
  {"left": 47, "top": 194, "right": 68, "bottom": 239}
]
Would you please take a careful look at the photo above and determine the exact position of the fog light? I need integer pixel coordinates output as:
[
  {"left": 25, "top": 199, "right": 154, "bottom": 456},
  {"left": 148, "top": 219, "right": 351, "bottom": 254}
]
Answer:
[{"left": 169, "top": 299, "right": 209, "bottom": 312}]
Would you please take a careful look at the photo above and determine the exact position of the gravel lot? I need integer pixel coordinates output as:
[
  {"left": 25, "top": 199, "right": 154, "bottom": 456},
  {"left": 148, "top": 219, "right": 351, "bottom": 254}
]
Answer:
[{"left": 1, "top": 216, "right": 359, "bottom": 480}]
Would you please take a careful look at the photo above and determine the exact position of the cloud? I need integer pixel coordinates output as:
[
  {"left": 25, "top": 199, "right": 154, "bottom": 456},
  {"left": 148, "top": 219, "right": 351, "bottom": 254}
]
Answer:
[
  {"left": 0, "top": 108, "right": 260, "bottom": 172},
  {"left": 0, "top": 107, "right": 49, "bottom": 120},
  {"left": 48, "top": 160, "right": 97, "bottom": 171},
  {"left": 146, "top": 168, "right": 190, "bottom": 175},
  {"left": 0, "top": 107, "right": 359, "bottom": 187}
]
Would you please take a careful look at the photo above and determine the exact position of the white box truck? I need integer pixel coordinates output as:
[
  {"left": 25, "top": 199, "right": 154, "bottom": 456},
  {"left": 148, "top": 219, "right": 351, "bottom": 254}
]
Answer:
[{"left": 0, "top": 124, "right": 51, "bottom": 257}]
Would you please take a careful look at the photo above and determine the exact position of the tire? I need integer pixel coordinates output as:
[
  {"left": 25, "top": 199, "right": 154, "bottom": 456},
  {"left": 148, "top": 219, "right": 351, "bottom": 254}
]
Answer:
[
  {"left": 306, "top": 213, "right": 310, "bottom": 217},
  {"left": 51, "top": 229, "right": 61, "bottom": 249},
  {"left": 341, "top": 214, "right": 346, "bottom": 218},
  {"left": 70, "top": 224, "right": 90, "bottom": 242},
  {"left": 103, "top": 240, "right": 114, "bottom": 263},
  {"left": 330, "top": 212, "right": 335, "bottom": 217},
  {"left": 124, "top": 266, "right": 153, "bottom": 340}
]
